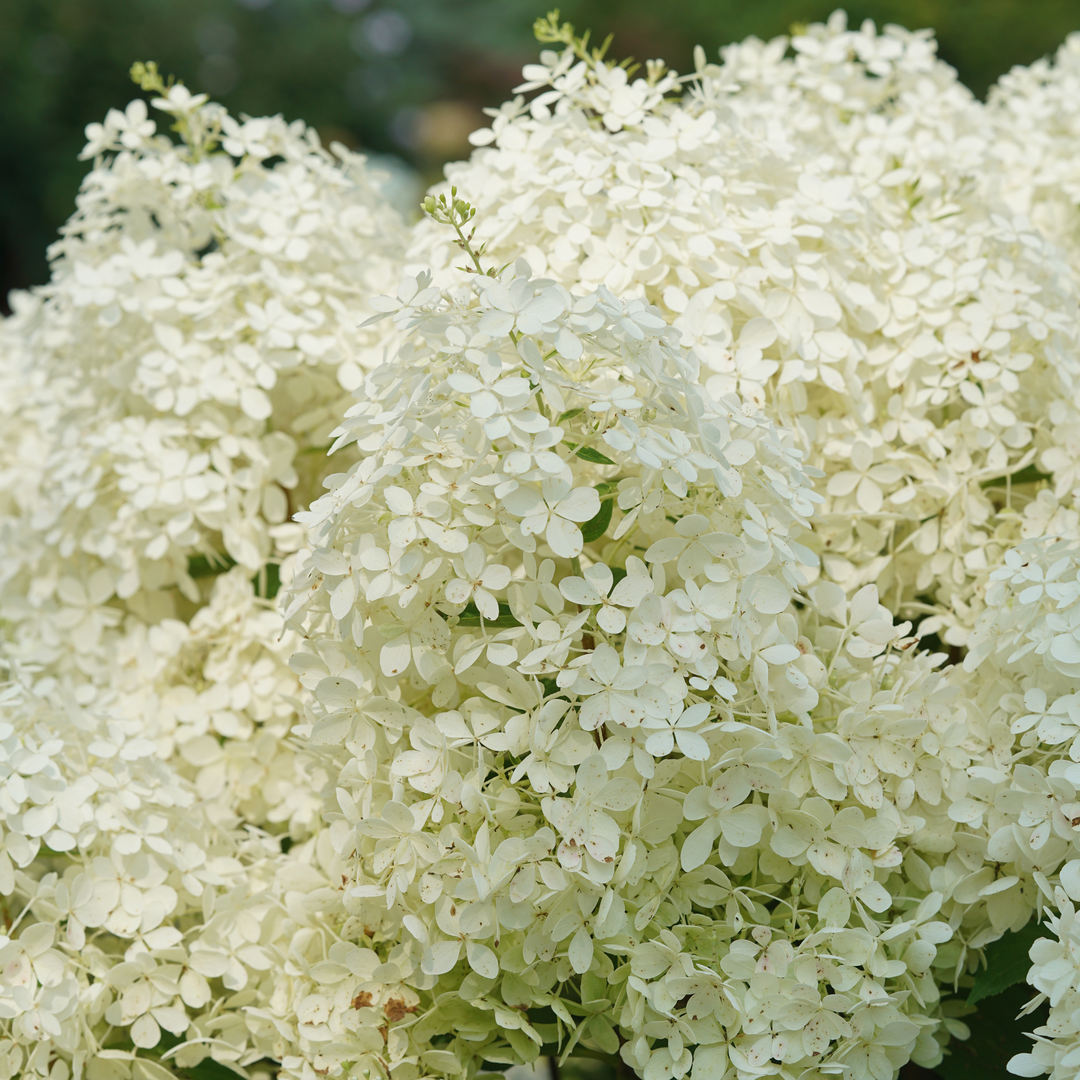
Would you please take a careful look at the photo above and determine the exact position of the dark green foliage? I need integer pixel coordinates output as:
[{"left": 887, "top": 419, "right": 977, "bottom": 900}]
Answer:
[
  {"left": 935, "top": 981, "right": 1048, "bottom": 1080},
  {"left": 968, "top": 922, "right": 1044, "bottom": 1006},
  {"left": 180, "top": 1060, "right": 248, "bottom": 1080},
  {"left": 980, "top": 463, "right": 1053, "bottom": 488},
  {"left": 254, "top": 561, "right": 282, "bottom": 599},
  {"left": 567, "top": 443, "right": 617, "bottom": 465},
  {"left": 581, "top": 495, "right": 614, "bottom": 542},
  {"left": 186, "top": 552, "right": 237, "bottom": 578},
  {"left": 187, "top": 552, "right": 280, "bottom": 598},
  {"left": 922, "top": 922, "right": 1047, "bottom": 1079},
  {"left": 455, "top": 600, "right": 523, "bottom": 627},
  {"left": 140, "top": 1033, "right": 255, "bottom": 1080}
]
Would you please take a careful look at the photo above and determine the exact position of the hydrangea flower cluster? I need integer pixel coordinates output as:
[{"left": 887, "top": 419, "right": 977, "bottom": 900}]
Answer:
[
  {"left": 276, "top": 193, "right": 1020, "bottom": 1077},
  {"left": 103, "top": 566, "right": 322, "bottom": 835},
  {"left": 0, "top": 66, "right": 406, "bottom": 1077},
  {"left": 0, "top": 63, "right": 405, "bottom": 677},
  {"left": 982, "top": 35, "right": 1080, "bottom": 595},
  {"left": 0, "top": 662, "right": 283, "bottom": 1078},
  {"left": 986, "top": 33, "right": 1080, "bottom": 258},
  {"left": 953, "top": 538, "right": 1080, "bottom": 1079},
  {"left": 407, "top": 12, "right": 1080, "bottom": 646},
  {"left": 14, "top": 13, "right": 1080, "bottom": 1080}
]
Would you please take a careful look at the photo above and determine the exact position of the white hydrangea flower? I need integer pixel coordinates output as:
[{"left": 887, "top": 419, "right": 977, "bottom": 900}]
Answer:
[
  {"left": 273, "top": 234, "right": 1001, "bottom": 1078},
  {"left": 98, "top": 566, "right": 323, "bottom": 834},
  {"left": 0, "top": 75, "right": 406, "bottom": 677},
  {"left": 986, "top": 33, "right": 1080, "bottom": 259},
  {"left": 947, "top": 538, "right": 1080, "bottom": 1076},
  {"left": 405, "top": 13, "right": 1080, "bottom": 647},
  {"left": 0, "top": 72, "right": 406, "bottom": 1078},
  {"left": 0, "top": 665, "right": 313, "bottom": 1076},
  {"left": 982, "top": 36, "right": 1080, "bottom": 595},
  {"left": 11, "top": 18, "right": 1080, "bottom": 1080}
]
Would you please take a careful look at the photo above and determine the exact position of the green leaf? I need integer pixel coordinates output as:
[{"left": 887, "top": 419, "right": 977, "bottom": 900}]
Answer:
[
  {"left": 566, "top": 442, "right": 617, "bottom": 466},
  {"left": 968, "top": 922, "right": 1043, "bottom": 1005},
  {"left": 558, "top": 1058, "right": 618, "bottom": 1080},
  {"left": 936, "top": 979, "right": 1047, "bottom": 1080},
  {"left": 254, "top": 562, "right": 281, "bottom": 600},
  {"left": 180, "top": 1060, "right": 248, "bottom": 1080},
  {"left": 539, "top": 676, "right": 560, "bottom": 698},
  {"left": 455, "top": 602, "right": 522, "bottom": 628},
  {"left": 537, "top": 1044, "right": 619, "bottom": 1068},
  {"left": 558, "top": 407, "right": 587, "bottom": 423},
  {"left": 187, "top": 554, "right": 280, "bottom": 599},
  {"left": 980, "top": 464, "right": 1052, "bottom": 489},
  {"left": 186, "top": 553, "right": 237, "bottom": 579},
  {"left": 581, "top": 497, "right": 613, "bottom": 544}
]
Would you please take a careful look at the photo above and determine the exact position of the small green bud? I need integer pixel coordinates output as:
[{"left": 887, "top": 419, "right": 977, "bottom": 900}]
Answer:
[{"left": 129, "top": 60, "right": 177, "bottom": 96}]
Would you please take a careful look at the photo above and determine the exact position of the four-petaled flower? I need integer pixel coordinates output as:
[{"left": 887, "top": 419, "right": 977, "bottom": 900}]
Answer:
[
  {"left": 384, "top": 486, "right": 468, "bottom": 552},
  {"left": 445, "top": 543, "right": 512, "bottom": 619},
  {"left": 560, "top": 556, "right": 653, "bottom": 633},
  {"left": 502, "top": 479, "right": 601, "bottom": 559}
]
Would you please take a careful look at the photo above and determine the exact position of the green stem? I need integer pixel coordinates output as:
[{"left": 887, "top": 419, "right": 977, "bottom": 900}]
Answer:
[
  {"left": 539, "top": 1044, "right": 621, "bottom": 1067},
  {"left": 451, "top": 217, "right": 486, "bottom": 275}
]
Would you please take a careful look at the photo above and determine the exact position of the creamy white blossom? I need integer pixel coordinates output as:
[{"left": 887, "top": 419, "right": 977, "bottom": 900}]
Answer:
[
  {"left": 0, "top": 76, "right": 405, "bottom": 673},
  {"left": 273, "top": 239, "right": 1001, "bottom": 1080},
  {"left": 0, "top": 664, "right": 314, "bottom": 1076},
  {"left": 408, "top": 13, "right": 1080, "bottom": 647},
  {"left": 959, "top": 537, "right": 1080, "bottom": 1078},
  {"left": 0, "top": 72, "right": 405, "bottom": 1077}
]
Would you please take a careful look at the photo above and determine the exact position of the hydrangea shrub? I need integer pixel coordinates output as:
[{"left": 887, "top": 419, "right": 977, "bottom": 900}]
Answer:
[
  {"left": 8, "top": 14, "right": 1080, "bottom": 1080},
  {"left": 0, "top": 61, "right": 404, "bottom": 650}
]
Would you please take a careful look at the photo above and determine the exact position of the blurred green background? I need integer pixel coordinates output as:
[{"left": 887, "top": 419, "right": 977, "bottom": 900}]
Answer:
[{"left": 4, "top": 0, "right": 1080, "bottom": 310}]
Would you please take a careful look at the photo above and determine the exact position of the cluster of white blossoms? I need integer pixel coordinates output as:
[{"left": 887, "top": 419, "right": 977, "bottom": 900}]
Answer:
[
  {"left": 407, "top": 12, "right": 1080, "bottom": 647},
  {"left": 0, "top": 64, "right": 407, "bottom": 1077},
  {"left": 952, "top": 537, "right": 1080, "bottom": 1080},
  {"left": 981, "top": 33, "right": 1080, "bottom": 616},
  {"left": 952, "top": 35, "right": 1080, "bottom": 1080},
  {"left": 0, "top": 61, "right": 405, "bottom": 672},
  {"left": 15, "top": 11, "right": 1080, "bottom": 1080},
  {"left": 291, "top": 17, "right": 1080, "bottom": 1080},
  {"left": 275, "top": 205, "right": 1016, "bottom": 1079},
  {"left": 986, "top": 33, "right": 1080, "bottom": 256},
  {"left": 101, "top": 565, "right": 324, "bottom": 835},
  {"left": 0, "top": 656, "right": 363, "bottom": 1080}
]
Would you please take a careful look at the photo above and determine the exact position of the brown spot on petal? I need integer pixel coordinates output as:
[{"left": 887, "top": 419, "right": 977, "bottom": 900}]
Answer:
[
  {"left": 352, "top": 991, "right": 374, "bottom": 1010},
  {"left": 384, "top": 997, "right": 418, "bottom": 1022}
]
